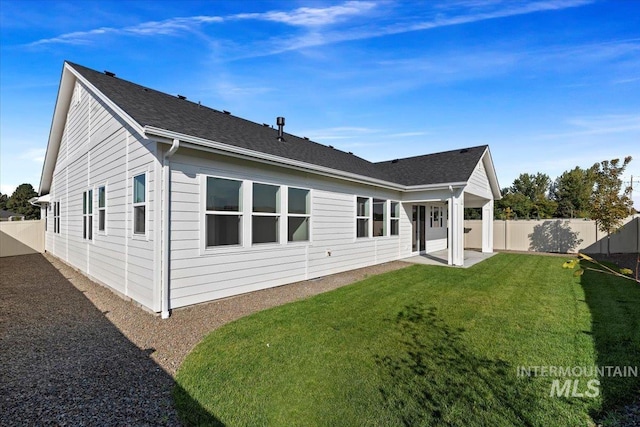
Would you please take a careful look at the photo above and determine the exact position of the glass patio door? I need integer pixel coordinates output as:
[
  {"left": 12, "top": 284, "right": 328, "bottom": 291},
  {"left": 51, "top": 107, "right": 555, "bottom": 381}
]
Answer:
[{"left": 412, "top": 205, "right": 426, "bottom": 253}]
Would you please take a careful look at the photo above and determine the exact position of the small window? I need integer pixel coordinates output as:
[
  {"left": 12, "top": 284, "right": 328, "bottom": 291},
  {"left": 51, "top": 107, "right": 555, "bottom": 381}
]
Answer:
[
  {"left": 390, "top": 202, "right": 400, "bottom": 236},
  {"left": 356, "top": 197, "right": 370, "bottom": 238},
  {"left": 431, "top": 205, "right": 444, "bottom": 228},
  {"left": 206, "top": 177, "right": 242, "bottom": 246},
  {"left": 53, "top": 201, "right": 60, "bottom": 234},
  {"left": 133, "top": 174, "right": 146, "bottom": 235},
  {"left": 98, "top": 186, "right": 106, "bottom": 232},
  {"left": 373, "top": 199, "right": 386, "bottom": 237},
  {"left": 83, "top": 190, "right": 93, "bottom": 240},
  {"left": 252, "top": 183, "right": 280, "bottom": 244},
  {"left": 288, "top": 187, "right": 310, "bottom": 242}
]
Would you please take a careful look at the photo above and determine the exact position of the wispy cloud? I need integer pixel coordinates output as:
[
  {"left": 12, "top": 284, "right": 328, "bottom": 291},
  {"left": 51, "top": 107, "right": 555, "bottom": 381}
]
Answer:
[
  {"left": 233, "top": 1, "right": 376, "bottom": 27},
  {"left": 19, "top": 148, "right": 46, "bottom": 163},
  {"left": 538, "top": 114, "right": 640, "bottom": 139},
  {"left": 26, "top": 0, "right": 592, "bottom": 56},
  {"left": 259, "top": 0, "right": 594, "bottom": 56},
  {"left": 27, "top": 15, "right": 224, "bottom": 46}
]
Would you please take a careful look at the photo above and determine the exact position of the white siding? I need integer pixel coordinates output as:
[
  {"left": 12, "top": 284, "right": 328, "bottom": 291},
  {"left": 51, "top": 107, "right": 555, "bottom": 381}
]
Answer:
[
  {"left": 45, "top": 80, "right": 159, "bottom": 311},
  {"left": 465, "top": 157, "right": 492, "bottom": 199},
  {"left": 168, "top": 149, "right": 405, "bottom": 309}
]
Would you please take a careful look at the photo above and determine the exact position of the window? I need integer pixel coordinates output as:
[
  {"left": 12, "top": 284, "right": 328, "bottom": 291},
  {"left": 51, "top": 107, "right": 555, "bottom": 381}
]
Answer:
[
  {"left": 390, "top": 202, "right": 400, "bottom": 236},
  {"left": 252, "top": 183, "right": 280, "bottom": 244},
  {"left": 431, "top": 205, "right": 444, "bottom": 228},
  {"left": 53, "top": 202, "right": 60, "bottom": 234},
  {"left": 206, "top": 177, "right": 242, "bottom": 246},
  {"left": 356, "top": 197, "right": 370, "bottom": 238},
  {"left": 133, "top": 174, "right": 146, "bottom": 235},
  {"left": 373, "top": 199, "right": 387, "bottom": 237},
  {"left": 288, "top": 187, "right": 310, "bottom": 242},
  {"left": 98, "top": 186, "right": 106, "bottom": 232},
  {"left": 83, "top": 190, "right": 93, "bottom": 240}
]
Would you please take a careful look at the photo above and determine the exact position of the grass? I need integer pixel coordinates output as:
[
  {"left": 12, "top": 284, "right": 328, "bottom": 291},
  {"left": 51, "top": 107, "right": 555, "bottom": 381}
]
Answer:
[{"left": 174, "top": 253, "right": 640, "bottom": 426}]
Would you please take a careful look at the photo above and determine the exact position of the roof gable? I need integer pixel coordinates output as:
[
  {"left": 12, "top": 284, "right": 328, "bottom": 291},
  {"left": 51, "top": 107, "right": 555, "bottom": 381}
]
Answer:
[{"left": 40, "top": 62, "right": 500, "bottom": 197}]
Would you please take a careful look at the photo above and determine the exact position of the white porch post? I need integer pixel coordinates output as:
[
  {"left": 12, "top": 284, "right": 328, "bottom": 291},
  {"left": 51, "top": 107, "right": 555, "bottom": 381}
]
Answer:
[
  {"left": 482, "top": 198, "right": 494, "bottom": 253},
  {"left": 448, "top": 189, "right": 464, "bottom": 266}
]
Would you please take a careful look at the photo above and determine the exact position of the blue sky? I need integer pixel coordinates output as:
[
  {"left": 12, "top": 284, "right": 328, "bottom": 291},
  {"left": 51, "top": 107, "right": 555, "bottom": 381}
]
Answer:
[{"left": 1, "top": 0, "right": 639, "bottom": 208}]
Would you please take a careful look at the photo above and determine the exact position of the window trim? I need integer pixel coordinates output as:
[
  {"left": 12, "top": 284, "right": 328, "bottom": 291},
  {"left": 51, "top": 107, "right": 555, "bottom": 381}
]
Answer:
[
  {"left": 356, "top": 196, "right": 371, "bottom": 238},
  {"left": 132, "top": 173, "right": 147, "bottom": 237},
  {"left": 53, "top": 201, "right": 60, "bottom": 234},
  {"left": 204, "top": 175, "right": 244, "bottom": 248},
  {"left": 287, "top": 186, "right": 311, "bottom": 243},
  {"left": 372, "top": 198, "right": 387, "bottom": 238},
  {"left": 390, "top": 201, "right": 400, "bottom": 236},
  {"left": 83, "top": 189, "right": 93, "bottom": 241},
  {"left": 430, "top": 205, "right": 444, "bottom": 228},
  {"left": 251, "top": 181, "right": 281, "bottom": 245},
  {"left": 98, "top": 184, "right": 107, "bottom": 234}
]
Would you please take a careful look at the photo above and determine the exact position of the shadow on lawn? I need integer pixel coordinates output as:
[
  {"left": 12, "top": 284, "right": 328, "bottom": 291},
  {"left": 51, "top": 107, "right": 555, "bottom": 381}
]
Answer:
[
  {"left": 0, "top": 254, "right": 222, "bottom": 427},
  {"left": 579, "top": 260, "right": 640, "bottom": 420},
  {"left": 374, "top": 304, "right": 540, "bottom": 426}
]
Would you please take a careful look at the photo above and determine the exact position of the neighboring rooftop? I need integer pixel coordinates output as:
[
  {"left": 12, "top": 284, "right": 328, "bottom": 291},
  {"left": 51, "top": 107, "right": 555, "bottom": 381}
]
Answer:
[{"left": 67, "top": 61, "right": 487, "bottom": 187}]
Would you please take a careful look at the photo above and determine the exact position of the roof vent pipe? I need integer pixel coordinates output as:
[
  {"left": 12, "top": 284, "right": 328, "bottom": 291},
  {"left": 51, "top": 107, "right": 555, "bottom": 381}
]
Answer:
[{"left": 277, "top": 116, "right": 285, "bottom": 141}]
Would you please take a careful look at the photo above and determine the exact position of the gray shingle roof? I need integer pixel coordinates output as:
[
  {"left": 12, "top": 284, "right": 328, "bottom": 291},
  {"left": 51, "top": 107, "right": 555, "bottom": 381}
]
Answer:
[
  {"left": 68, "top": 62, "right": 486, "bottom": 187},
  {"left": 374, "top": 145, "right": 488, "bottom": 186}
]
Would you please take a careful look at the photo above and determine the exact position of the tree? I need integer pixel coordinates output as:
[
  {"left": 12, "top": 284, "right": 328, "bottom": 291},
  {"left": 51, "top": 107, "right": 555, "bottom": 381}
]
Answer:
[
  {"left": 589, "top": 156, "right": 633, "bottom": 255},
  {"left": 551, "top": 166, "right": 596, "bottom": 218},
  {"left": 6, "top": 184, "right": 40, "bottom": 220},
  {"left": 495, "top": 173, "right": 557, "bottom": 219},
  {"left": 0, "top": 192, "right": 7, "bottom": 211}
]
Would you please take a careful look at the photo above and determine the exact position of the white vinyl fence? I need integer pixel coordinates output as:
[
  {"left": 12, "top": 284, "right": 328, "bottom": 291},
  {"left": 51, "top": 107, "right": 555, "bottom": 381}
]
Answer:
[
  {"left": 0, "top": 220, "right": 45, "bottom": 257},
  {"left": 465, "top": 216, "right": 639, "bottom": 254}
]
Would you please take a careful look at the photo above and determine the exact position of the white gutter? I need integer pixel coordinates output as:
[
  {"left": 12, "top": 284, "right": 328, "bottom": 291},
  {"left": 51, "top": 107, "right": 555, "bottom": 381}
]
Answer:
[
  {"left": 161, "top": 138, "right": 180, "bottom": 319},
  {"left": 145, "top": 126, "right": 469, "bottom": 193}
]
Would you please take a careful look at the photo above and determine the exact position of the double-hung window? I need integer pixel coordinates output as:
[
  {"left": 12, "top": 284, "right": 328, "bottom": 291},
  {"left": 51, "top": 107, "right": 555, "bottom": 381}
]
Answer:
[
  {"left": 431, "top": 205, "right": 444, "bottom": 228},
  {"left": 356, "top": 197, "right": 370, "bottom": 238},
  {"left": 288, "top": 187, "right": 310, "bottom": 242},
  {"left": 133, "top": 174, "right": 146, "bottom": 235},
  {"left": 373, "top": 198, "right": 387, "bottom": 237},
  {"left": 252, "top": 183, "right": 280, "bottom": 244},
  {"left": 83, "top": 190, "right": 93, "bottom": 240},
  {"left": 390, "top": 202, "right": 400, "bottom": 236},
  {"left": 206, "top": 177, "right": 242, "bottom": 247},
  {"left": 98, "top": 186, "right": 106, "bottom": 232}
]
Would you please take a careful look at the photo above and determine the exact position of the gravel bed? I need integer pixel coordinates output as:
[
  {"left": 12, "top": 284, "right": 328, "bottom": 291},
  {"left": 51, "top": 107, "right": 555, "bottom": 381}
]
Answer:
[{"left": 1, "top": 253, "right": 409, "bottom": 425}]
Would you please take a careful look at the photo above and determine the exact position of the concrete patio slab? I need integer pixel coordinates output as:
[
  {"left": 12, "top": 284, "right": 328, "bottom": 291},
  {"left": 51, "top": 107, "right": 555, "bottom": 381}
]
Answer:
[{"left": 401, "top": 249, "right": 497, "bottom": 268}]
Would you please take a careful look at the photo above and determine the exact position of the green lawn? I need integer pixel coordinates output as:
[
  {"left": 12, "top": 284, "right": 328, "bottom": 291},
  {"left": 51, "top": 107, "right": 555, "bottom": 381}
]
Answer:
[{"left": 174, "top": 253, "right": 640, "bottom": 426}]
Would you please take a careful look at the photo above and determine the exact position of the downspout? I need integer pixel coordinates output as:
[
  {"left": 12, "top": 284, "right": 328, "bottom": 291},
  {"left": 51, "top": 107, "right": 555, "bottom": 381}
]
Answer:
[{"left": 161, "top": 138, "right": 180, "bottom": 319}]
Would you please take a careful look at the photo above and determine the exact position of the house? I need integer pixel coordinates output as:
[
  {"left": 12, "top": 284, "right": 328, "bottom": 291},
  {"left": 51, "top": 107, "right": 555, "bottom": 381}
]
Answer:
[
  {"left": 36, "top": 62, "right": 501, "bottom": 318},
  {"left": 0, "top": 209, "right": 24, "bottom": 221}
]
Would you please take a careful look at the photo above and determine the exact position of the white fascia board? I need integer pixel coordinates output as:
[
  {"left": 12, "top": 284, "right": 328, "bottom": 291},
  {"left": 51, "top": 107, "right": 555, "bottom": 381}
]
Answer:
[
  {"left": 144, "top": 126, "right": 408, "bottom": 191},
  {"left": 39, "top": 66, "right": 74, "bottom": 195},
  {"left": 480, "top": 146, "right": 502, "bottom": 200}
]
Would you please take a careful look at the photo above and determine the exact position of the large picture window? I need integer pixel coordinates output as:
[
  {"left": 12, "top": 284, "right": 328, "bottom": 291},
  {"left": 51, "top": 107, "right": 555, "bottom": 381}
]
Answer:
[
  {"left": 373, "top": 198, "right": 387, "bottom": 237},
  {"left": 356, "top": 197, "right": 370, "bottom": 238},
  {"left": 133, "top": 174, "right": 146, "bottom": 235},
  {"left": 288, "top": 187, "right": 310, "bottom": 242},
  {"left": 83, "top": 189, "right": 93, "bottom": 240},
  {"left": 390, "top": 202, "right": 400, "bottom": 236},
  {"left": 206, "top": 177, "right": 242, "bottom": 246},
  {"left": 252, "top": 183, "right": 280, "bottom": 244},
  {"left": 98, "top": 186, "right": 106, "bottom": 232}
]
